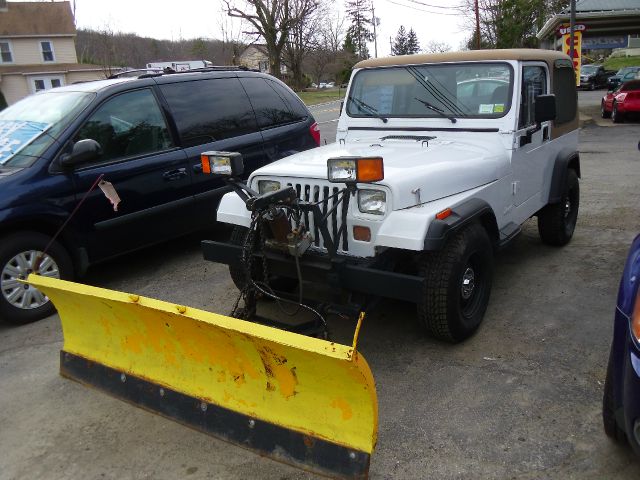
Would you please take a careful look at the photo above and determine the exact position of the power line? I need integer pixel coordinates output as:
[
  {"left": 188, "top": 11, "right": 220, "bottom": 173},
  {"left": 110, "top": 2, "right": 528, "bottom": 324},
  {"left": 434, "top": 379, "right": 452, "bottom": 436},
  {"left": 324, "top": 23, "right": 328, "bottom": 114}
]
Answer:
[
  {"left": 404, "top": 0, "right": 466, "bottom": 10},
  {"left": 383, "top": 0, "right": 465, "bottom": 15}
]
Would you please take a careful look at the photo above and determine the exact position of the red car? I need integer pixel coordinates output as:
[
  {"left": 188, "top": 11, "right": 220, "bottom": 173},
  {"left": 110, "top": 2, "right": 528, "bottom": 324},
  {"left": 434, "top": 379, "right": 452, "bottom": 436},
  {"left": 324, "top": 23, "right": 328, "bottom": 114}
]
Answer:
[{"left": 601, "top": 80, "right": 640, "bottom": 123}]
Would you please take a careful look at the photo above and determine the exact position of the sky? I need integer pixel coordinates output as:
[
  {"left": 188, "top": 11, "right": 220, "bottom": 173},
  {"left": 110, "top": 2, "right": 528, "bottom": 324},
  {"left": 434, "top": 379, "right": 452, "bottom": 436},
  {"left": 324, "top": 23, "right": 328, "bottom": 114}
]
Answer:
[{"left": 73, "top": 0, "right": 472, "bottom": 58}]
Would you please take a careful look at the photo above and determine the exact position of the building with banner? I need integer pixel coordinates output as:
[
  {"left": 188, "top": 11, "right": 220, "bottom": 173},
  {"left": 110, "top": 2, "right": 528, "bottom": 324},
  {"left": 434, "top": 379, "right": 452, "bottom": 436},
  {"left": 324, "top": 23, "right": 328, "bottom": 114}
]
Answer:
[{"left": 537, "top": 0, "right": 640, "bottom": 55}]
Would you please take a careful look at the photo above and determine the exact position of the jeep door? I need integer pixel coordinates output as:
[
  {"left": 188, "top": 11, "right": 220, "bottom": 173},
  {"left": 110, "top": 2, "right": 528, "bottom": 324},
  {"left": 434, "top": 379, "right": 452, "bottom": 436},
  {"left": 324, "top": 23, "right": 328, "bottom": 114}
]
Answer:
[
  {"left": 65, "top": 88, "right": 193, "bottom": 262},
  {"left": 511, "top": 63, "right": 552, "bottom": 211},
  {"left": 157, "top": 76, "right": 266, "bottom": 224}
]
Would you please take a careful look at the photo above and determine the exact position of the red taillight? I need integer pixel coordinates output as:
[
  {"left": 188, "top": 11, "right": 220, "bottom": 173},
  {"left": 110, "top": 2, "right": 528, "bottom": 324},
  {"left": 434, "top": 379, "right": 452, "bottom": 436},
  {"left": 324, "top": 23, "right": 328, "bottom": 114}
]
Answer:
[{"left": 310, "top": 121, "right": 320, "bottom": 146}]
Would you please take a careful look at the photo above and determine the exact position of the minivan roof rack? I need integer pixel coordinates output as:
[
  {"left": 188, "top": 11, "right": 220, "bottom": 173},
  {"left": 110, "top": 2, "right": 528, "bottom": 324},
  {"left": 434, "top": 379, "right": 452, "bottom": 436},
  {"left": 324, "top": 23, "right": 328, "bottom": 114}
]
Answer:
[
  {"left": 108, "top": 68, "right": 163, "bottom": 79},
  {"left": 107, "top": 65, "right": 261, "bottom": 80}
]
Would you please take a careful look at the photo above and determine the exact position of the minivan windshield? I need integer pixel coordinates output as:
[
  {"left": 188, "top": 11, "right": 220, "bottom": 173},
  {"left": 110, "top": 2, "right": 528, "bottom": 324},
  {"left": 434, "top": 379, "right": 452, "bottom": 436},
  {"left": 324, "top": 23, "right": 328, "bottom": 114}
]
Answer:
[
  {"left": 0, "top": 90, "right": 94, "bottom": 167},
  {"left": 347, "top": 62, "right": 513, "bottom": 121}
]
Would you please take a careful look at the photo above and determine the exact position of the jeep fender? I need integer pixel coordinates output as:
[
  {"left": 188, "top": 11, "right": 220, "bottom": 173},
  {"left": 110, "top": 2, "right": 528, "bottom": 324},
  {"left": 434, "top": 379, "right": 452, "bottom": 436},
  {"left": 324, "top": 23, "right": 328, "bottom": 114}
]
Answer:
[
  {"left": 217, "top": 191, "right": 251, "bottom": 227},
  {"left": 423, "top": 198, "right": 498, "bottom": 251},
  {"left": 547, "top": 148, "right": 580, "bottom": 204}
]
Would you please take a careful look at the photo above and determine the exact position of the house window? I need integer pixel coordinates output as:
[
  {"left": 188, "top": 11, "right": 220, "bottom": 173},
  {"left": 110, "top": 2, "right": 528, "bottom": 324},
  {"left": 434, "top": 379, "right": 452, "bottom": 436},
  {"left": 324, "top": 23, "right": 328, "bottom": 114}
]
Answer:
[
  {"left": 40, "top": 41, "right": 55, "bottom": 62},
  {"left": 0, "top": 41, "right": 12, "bottom": 63},
  {"left": 258, "top": 60, "right": 268, "bottom": 72},
  {"left": 30, "top": 76, "right": 64, "bottom": 93}
]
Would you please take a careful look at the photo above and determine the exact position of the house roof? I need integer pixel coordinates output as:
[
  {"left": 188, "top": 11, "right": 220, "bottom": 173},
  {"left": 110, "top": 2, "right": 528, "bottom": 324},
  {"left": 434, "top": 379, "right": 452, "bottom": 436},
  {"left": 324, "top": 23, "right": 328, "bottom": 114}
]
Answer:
[
  {"left": 0, "top": 1, "right": 76, "bottom": 37},
  {"left": 566, "top": 0, "right": 640, "bottom": 12},
  {"left": 537, "top": 0, "right": 640, "bottom": 39},
  {"left": 0, "top": 63, "right": 103, "bottom": 75}
]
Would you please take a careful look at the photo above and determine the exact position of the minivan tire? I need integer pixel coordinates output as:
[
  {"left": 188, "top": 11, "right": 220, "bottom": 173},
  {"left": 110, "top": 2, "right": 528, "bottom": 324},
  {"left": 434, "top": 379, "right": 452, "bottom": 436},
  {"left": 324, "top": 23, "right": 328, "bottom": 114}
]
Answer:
[{"left": 0, "top": 232, "right": 73, "bottom": 325}]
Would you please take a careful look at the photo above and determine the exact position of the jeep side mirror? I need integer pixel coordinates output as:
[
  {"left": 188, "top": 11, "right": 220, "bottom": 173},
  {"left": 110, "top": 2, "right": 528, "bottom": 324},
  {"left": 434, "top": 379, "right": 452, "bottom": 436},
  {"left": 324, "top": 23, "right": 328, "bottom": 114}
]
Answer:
[
  {"left": 534, "top": 94, "right": 556, "bottom": 124},
  {"left": 60, "top": 139, "right": 102, "bottom": 168}
]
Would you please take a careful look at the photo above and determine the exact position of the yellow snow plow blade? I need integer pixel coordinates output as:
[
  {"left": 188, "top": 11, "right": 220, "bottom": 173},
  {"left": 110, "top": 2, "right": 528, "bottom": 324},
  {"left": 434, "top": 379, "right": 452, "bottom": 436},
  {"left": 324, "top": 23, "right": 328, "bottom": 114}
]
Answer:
[{"left": 28, "top": 275, "right": 377, "bottom": 479}]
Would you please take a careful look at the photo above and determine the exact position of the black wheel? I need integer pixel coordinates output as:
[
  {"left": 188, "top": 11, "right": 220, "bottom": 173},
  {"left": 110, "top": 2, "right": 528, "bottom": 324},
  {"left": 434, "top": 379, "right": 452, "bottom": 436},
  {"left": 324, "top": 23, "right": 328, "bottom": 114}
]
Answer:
[
  {"left": 589, "top": 82, "right": 595, "bottom": 91},
  {"left": 603, "top": 350, "right": 627, "bottom": 443},
  {"left": 612, "top": 102, "right": 624, "bottom": 123},
  {"left": 0, "top": 232, "right": 73, "bottom": 325},
  {"left": 601, "top": 101, "right": 611, "bottom": 119},
  {"left": 538, "top": 169, "right": 579, "bottom": 246},
  {"left": 229, "top": 226, "right": 258, "bottom": 291},
  {"left": 417, "top": 223, "right": 493, "bottom": 343},
  {"left": 228, "top": 226, "right": 297, "bottom": 293}
]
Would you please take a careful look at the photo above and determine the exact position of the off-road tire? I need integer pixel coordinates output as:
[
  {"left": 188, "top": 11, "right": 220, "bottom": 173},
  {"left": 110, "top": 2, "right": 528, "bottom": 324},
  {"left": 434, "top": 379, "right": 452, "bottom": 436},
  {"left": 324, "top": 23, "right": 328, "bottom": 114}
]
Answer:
[
  {"left": 0, "top": 232, "right": 73, "bottom": 325},
  {"left": 417, "top": 223, "right": 493, "bottom": 343},
  {"left": 612, "top": 102, "right": 624, "bottom": 123},
  {"left": 603, "top": 349, "right": 627, "bottom": 443},
  {"left": 538, "top": 169, "right": 579, "bottom": 246},
  {"left": 601, "top": 101, "right": 611, "bottom": 119},
  {"left": 228, "top": 226, "right": 297, "bottom": 293},
  {"left": 229, "top": 226, "right": 258, "bottom": 291}
]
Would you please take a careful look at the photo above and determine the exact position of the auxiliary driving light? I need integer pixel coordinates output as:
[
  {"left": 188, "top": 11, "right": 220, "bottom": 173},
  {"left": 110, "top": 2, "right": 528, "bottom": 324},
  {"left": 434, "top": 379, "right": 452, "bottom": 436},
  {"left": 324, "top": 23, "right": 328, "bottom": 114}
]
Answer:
[
  {"left": 201, "top": 151, "right": 244, "bottom": 176},
  {"left": 328, "top": 157, "right": 384, "bottom": 183}
]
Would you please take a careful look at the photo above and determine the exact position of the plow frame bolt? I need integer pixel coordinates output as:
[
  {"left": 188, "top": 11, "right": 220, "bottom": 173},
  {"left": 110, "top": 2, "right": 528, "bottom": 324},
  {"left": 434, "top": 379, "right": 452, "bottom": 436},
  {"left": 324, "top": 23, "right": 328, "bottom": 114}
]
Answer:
[
  {"left": 120, "top": 373, "right": 126, "bottom": 383},
  {"left": 249, "top": 419, "right": 255, "bottom": 429},
  {"left": 200, "top": 402, "right": 208, "bottom": 412}
]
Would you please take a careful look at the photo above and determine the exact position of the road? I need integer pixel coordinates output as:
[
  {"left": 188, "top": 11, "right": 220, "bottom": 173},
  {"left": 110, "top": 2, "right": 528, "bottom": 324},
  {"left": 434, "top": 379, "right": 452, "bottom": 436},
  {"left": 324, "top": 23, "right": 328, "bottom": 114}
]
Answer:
[
  {"left": 2, "top": 92, "right": 640, "bottom": 479},
  {"left": 308, "top": 100, "right": 341, "bottom": 145}
]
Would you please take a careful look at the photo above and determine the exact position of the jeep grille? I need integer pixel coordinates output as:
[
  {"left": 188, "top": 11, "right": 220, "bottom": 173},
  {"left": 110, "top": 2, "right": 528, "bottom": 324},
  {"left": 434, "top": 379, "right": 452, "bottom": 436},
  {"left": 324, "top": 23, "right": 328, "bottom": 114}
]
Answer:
[{"left": 285, "top": 180, "right": 349, "bottom": 253}]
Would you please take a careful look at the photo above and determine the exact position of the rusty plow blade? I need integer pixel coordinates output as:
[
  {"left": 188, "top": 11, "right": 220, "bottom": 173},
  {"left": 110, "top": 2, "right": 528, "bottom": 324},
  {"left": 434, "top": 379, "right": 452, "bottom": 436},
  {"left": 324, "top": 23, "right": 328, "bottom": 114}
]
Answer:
[{"left": 28, "top": 275, "right": 378, "bottom": 479}]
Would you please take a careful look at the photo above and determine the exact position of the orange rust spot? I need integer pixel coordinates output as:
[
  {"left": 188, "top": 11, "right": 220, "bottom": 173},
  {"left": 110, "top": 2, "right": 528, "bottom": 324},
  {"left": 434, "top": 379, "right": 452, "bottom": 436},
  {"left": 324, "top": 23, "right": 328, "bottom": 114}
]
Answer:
[
  {"left": 330, "top": 398, "right": 353, "bottom": 420},
  {"left": 303, "top": 435, "right": 315, "bottom": 448}
]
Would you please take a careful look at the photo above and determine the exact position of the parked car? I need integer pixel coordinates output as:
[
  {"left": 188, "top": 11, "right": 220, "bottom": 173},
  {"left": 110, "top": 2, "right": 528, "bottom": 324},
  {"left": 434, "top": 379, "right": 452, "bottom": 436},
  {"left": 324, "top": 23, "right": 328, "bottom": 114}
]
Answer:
[
  {"left": 0, "top": 68, "right": 320, "bottom": 325},
  {"left": 579, "top": 64, "right": 615, "bottom": 90},
  {"left": 601, "top": 79, "right": 640, "bottom": 123},
  {"left": 607, "top": 66, "right": 640, "bottom": 90},
  {"left": 603, "top": 234, "right": 640, "bottom": 457}
]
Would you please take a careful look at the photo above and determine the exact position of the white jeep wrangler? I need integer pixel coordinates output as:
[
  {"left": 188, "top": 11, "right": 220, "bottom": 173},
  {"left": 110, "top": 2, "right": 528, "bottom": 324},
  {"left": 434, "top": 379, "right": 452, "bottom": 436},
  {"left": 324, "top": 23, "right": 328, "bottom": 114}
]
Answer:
[{"left": 202, "top": 49, "right": 580, "bottom": 342}]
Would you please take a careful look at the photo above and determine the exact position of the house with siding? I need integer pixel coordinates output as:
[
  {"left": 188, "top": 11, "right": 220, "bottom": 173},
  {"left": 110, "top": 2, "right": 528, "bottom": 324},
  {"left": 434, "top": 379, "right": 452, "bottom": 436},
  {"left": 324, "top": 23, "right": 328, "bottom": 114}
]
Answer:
[
  {"left": 238, "top": 44, "right": 287, "bottom": 76},
  {"left": 0, "top": 0, "right": 104, "bottom": 106}
]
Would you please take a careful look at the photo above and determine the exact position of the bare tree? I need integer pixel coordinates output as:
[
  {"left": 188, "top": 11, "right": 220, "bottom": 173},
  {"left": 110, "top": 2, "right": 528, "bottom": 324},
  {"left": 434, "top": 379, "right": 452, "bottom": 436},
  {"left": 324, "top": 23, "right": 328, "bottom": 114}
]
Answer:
[
  {"left": 223, "top": 0, "right": 319, "bottom": 79},
  {"left": 425, "top": 40, "right": 452, "bottom": 53},
  {"left": 219, "top": 9, "right": 250, "bottom": 65},
  {"left": 306, "top": 12, "right": 346, "bottom": 87}
]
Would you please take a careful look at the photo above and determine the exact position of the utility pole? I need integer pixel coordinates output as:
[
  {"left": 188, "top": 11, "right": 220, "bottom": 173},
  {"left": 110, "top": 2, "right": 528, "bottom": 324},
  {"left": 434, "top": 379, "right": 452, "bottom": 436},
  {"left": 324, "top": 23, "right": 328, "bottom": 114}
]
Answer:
[
  {"left": 569, "top": 0, "right": 576, "bottom": 62},
  {"left": 475, "top": 0, "right": 480, "bottom": 49},
  {"left": 371, "top": 3, "right": 378, "bottom": 58}
]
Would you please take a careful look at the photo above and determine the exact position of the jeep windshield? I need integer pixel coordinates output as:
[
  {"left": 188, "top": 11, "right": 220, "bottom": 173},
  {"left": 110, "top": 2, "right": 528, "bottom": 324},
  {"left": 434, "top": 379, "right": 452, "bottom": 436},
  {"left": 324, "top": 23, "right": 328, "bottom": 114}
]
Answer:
[
  {"left": 0, "top": 90, "right": 94, "bottom": 167},
  {"left": 347, "top": 62, "right": 513, "bottom": 120}
]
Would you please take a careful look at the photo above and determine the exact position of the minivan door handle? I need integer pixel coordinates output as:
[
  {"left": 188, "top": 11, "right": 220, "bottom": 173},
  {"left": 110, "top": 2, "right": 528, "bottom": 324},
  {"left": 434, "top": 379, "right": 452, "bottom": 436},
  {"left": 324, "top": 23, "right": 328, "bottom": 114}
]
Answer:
[{"left": 162, "top": 168, "right": 187, "bottom": 181}]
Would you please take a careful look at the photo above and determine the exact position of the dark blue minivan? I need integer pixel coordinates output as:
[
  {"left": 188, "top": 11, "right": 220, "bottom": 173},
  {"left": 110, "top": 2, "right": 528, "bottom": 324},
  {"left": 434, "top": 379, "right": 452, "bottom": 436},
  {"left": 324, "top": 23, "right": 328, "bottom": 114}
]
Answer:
[
  {"left": 0, "top": 69, "right": 319, "bottom": 324},
  {"left": 603, "top": 234, "right": 640, "bottom": 456}
]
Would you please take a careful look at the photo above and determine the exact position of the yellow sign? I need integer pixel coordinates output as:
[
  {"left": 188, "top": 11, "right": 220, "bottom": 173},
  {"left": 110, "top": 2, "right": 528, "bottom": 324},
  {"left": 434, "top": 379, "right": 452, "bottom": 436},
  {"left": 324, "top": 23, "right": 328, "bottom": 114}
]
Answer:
[{"left": 561, "top": 30, "right": 582, "bottom": 86}]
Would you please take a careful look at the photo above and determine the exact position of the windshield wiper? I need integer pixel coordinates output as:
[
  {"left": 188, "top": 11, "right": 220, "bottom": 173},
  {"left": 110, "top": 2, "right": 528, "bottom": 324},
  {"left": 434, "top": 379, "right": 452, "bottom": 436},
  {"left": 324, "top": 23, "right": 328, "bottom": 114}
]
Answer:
[
  {"left": 347, "top": 96, "right": 388, "bottom": 123},
  {"left": 414, "top": 97, "right": 457, "bottom": 123}
]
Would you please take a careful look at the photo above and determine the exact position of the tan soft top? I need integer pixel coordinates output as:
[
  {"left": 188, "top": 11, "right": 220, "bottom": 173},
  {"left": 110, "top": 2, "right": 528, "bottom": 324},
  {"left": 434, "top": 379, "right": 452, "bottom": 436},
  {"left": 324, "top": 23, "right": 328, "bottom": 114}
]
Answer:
[{"left": 355, "top": 49, "right": 570, "bottom": 69}]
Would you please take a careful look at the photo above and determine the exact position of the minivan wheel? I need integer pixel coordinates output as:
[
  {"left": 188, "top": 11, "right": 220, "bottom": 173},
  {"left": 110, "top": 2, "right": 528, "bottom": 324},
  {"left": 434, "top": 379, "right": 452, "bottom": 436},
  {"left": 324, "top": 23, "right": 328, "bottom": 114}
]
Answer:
[
  {"left": 0, "top": 232, "right": 73, "bottom": 325},
  {"left": 417, "top": 223, "right": 493, "bottom": 343}
]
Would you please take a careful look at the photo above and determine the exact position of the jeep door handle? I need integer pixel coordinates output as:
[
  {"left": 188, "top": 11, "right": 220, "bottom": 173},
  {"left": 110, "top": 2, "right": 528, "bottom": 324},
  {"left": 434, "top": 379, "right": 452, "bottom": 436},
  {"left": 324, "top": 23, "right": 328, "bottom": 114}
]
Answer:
[{"left": 162, "top": 168, "right": 187, "bottom": 181}]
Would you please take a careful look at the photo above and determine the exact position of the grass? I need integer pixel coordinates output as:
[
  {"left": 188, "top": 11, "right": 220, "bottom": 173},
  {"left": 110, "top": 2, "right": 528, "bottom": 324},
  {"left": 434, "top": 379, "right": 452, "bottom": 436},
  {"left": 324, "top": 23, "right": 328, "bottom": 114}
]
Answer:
[
  {"left": 296, "top": 89, "right": 345, "bottom": 106},
  {"left": 603, "top": 56, "right": 640, "bottom": 71}
]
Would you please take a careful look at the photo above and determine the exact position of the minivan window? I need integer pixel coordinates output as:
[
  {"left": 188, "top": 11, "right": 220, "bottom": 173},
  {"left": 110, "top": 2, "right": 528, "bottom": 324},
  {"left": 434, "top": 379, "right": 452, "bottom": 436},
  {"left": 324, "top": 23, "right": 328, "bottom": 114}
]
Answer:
[
  {"left": 0, "top": 91, "right": 94, "bottom": 167},
  {"left": 265, "top": 79, "right": 309, "bottom": 121},
  {"left": 159, "top": 78, "right": 258, "bottom": 147},
  {"left": 241, "top": 77, "right": 304, "bottom": 128},
  {"left": 74, "top": 89, "right": 173, "bottom": 165}
]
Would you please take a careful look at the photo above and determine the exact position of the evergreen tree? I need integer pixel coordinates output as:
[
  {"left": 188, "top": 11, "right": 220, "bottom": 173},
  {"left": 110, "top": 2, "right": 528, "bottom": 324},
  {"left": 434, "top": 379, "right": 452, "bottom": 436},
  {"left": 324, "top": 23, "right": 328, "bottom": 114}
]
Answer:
[
  {"left": 406, "top": 28, "right": 420, "bottom": 54},
  {"left": 391, "top": 25, "right": 408, "bottom": 56},
  {"left": 345, "top": 0, "right": 373, "bottom": 60}
]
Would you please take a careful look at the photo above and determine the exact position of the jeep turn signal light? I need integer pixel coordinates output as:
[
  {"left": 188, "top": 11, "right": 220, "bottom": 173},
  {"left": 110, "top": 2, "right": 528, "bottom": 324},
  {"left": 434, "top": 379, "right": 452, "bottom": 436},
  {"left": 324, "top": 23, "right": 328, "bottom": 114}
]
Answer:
[
  {"left": 200, "top": 151, "right": 244, "bottom": 177},
  {"left": 353, "top": 226, "right": 371, "bottom": 242},
  {"left": 328, "top": 157, "right": 384, "bottom": 183},
  {"left": 435, "top": 208, "right": 452, "bottom": 220}
]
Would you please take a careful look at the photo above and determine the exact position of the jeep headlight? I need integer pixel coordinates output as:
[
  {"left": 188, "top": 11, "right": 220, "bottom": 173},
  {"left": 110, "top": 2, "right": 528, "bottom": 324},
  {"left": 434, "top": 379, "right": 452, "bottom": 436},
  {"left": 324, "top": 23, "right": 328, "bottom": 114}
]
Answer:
[
  {"left": 257, "top": 180, "right": 281, "bottom": 194},
  {"left": 200, "top": 151, "right": 244, "bottom": 176},
  {"left": 328, "top": 157, "right": 384, "bottom": 183},
  {"left": 358, "top": 189, "right": 386, "bottom": 215}
]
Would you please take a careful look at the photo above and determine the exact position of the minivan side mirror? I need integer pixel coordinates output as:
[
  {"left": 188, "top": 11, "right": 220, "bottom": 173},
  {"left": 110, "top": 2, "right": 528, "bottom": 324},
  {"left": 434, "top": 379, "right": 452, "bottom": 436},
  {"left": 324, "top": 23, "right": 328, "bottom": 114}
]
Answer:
[
  {"left": 534, "top": 94, "right": 556, "bottom": 124},
  {"left": 60, "top": 139, "right": 102, "bottom": 168}
]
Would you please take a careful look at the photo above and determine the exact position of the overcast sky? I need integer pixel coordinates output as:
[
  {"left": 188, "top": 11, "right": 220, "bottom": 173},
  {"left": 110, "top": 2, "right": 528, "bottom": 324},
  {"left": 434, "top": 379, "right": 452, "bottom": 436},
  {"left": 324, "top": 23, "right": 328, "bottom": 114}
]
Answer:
[{"left": 73, "top": 0, "right": 471, "bottom": 57}]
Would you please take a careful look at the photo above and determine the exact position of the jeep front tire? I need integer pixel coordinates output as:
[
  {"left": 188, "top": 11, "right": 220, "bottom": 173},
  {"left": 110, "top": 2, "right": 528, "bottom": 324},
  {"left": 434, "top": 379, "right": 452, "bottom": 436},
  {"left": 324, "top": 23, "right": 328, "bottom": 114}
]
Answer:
[{"left": 418, "top": 223, "right": 493, "bottom": 342}]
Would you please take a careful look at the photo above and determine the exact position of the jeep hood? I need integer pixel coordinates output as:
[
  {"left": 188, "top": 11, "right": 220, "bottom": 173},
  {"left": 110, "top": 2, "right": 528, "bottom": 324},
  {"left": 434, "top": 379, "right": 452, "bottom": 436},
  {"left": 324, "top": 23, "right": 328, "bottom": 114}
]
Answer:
[{"left": 251, "top": 136, "right": 508, "bottom": 210}]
